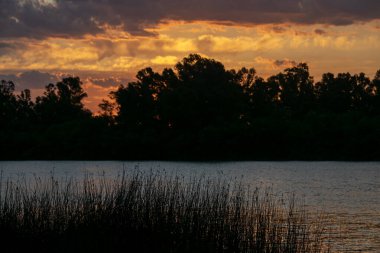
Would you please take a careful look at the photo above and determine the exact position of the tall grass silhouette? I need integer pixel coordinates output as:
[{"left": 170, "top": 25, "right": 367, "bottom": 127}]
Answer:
[{"left": 0, "top": 171, "right": 329, "bottom": 252}]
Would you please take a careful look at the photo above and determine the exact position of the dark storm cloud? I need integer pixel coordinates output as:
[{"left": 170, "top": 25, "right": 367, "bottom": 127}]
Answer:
[
  {"left": 0, "top": 70, "right": 59, "bottom": 90},
  {"left": 90, "top": 77, "right": 131, "bottom": 87},
  {"left": 272, "top": 26, "right": 288, "bottom": 33},
  {"left": 0, "top": 41, "right": 27, "bottom": 54},
  {"left": 314, "top": 29, "right": 327, "bottom": 35},
  {"left": 0, "top": 42, "right": 14, "bottom": 54},
  {"left": 0, "top": 0, "right": 379, "bottom": 38},
  {"left": 0, "top": 42, "right": 12, "bottom": 48},
  {"left": 274, "top": 59, "right": 297, "bottom": 67}
]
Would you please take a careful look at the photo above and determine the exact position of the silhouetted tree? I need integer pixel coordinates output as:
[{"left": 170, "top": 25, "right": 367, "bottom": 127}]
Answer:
[
  {"left": 233, "top": 67, "right": 280, "bottom": 118},
  {"left": 1, "top": 55, "right": 380, "bottom": 160},
  {"left": 371, "top": 70, "right": 380, "bottom": 114},
  {"left": 111, "top": 68, "right": 162, "bottom": 129},
  {"left": 254, "top": 78, "right": 281, "bottom": 116},
  {"left": 35, "top": 77, "right": 90, "bottom": 124},
  {"left": 159, "top": 54, "right": 245, "bottom": 131},
  {"left": 315, "top": 72, "right": 373, "bottom": 113},
  {"left": 233, "top": 67, "right": 255, "bottom": 118},
  {"left": 373, "top": 70, "right": 380, "bottom": 95},
  {"left": 99, "top": 99, "right": 115, "bottom": 117},
  {"left": 351, "top": 73, "right": 373, "bottom": 112},
  {"left": 0, "top": 80, "right": 17, "bottom": 128},
  {"left": 273, "top": 63, "right": 315, "bottom": 115},
  {"left": 16, "top": 89, "right": 35, "bottom": 124}
]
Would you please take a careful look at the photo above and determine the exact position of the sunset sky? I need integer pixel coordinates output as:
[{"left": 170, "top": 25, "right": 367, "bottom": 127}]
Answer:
[{"left": 1, "top": 0, "right": 379, "bottom": 112}]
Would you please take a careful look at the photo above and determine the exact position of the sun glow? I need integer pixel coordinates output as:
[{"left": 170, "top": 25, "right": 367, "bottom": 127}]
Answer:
[{"left": 1, "top": 17, "right": 379, "bottom": 112}]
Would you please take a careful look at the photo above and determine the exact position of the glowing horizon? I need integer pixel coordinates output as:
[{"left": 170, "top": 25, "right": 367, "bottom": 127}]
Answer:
[{"left": 1, "top": 0, "right": 379, "bottom": 112}]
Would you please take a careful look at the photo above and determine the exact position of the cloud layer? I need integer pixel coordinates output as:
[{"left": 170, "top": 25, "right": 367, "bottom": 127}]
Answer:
[
  {"left": 1, "top": 1, "right": 379, "bottom": 112},
  {"left": 0, "top": 70, "right": 59, "bottom": 90},
  {"left": 1, "top": 0, "right": 380, "bottom": 38}
]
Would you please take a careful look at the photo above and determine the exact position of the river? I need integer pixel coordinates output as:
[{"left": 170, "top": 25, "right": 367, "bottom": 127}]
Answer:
[{"left": 0, "top": 161, "right": 379, "bottom": 252}]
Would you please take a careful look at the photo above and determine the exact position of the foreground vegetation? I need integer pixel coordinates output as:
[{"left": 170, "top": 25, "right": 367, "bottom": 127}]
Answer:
[
  {"left": 0, "top": 172, "right": 328, "bottom": 252},
  {"left": 1, "top": 54, "right": 380, "bottom": 160}
]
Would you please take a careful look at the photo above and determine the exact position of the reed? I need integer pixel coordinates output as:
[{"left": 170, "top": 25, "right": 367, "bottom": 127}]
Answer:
[{"left": 0, "top": 171, "right": 329, "bottom": 253}]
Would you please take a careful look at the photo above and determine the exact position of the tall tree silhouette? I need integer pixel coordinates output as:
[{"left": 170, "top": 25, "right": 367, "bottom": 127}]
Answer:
[
  {"left": 1, "top": 55, "right": 380, "bottom": 160},
  {"left": 371, "top": 70, "right": 380, "bottom": 114},
  {"left": 159, "top": 54, "right": 245, "bottom": 131},
  {"left": 253, "top": 77, "right": 280, "bottom": 116},
  {"left": 373, "top": 70, "right": 380, "bottom": 95},
  {"left": 0, "top": 80, "right": 17, "bottom": 128},
  {"left": 315, "top": 72, "right": 371, "bottom": 113},
  {"left": 351, "top": 73, "right": 372, "bottom": 112},
  {"left": 111, "top": 68, "right": 162, "bottom": 130},
  {"left": 15, "top": 89, "right": 35, "bottom": 125},
  {"left": 274, "top": 63, "right": 315, "bottom": 115},
  {"left": 98, "top": 99, "right": 115, "bottom": 125},
  {"left": 35, "top": 77, "right": 90, "bottom": 124}
]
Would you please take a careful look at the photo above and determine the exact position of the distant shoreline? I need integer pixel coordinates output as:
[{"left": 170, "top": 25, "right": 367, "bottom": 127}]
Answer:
[{"left": 2, "top": 55, "right": 380, "bottom": 162}]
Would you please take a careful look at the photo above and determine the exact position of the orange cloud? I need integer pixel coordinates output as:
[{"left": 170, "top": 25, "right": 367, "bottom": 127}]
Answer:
[
  {"left": 1, "top": 20, "right": 379, "bottom": 112},
  {"left": 151, "top": 56, "right": 178, "bottom": 65}
]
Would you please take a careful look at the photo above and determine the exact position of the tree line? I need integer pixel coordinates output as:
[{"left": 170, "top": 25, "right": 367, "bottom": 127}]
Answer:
[{"left": 1, "top": 54, "right": 380, "bottom": 160}]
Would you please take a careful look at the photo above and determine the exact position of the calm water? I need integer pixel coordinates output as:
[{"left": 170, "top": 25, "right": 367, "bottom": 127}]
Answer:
[{"left": 0, "top": 161, "right": 379, "bottom": 252}]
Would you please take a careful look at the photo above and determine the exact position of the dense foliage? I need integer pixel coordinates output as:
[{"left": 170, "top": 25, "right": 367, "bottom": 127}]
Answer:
[{"left": 1, "top": 54, "right": 380, "bottom": 160}]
